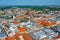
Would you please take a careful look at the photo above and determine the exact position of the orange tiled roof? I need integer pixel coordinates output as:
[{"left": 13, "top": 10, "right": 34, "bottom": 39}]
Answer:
[
  {"left": 54, "top": 36, "right": 60, "bottom": 40},
  {"left": 50, "top": 21, "right": 57, "bottom": 25},
  {"left": 19, "top": 27, "right": 26, "bottom": 32},
  {"left": 17, "top": 15, "right": 27, "bottom": 19},
  {"left": 13, "top": 33, "right": 33, "bottom": 40},
  {"left": 13, "top": 21, "right": 20, "bottom": 24},
  {"left": 13, "top": 33, "right": 21, "bottom": 40},
  {"left": 41, "top": 20, "right": 48, "bottom": 25},
  {"left": 23, "top": 33, "right": 33, "bottom": 40},
  {"left": 5, "top": 36, "right": 16, "bottom": 40}
]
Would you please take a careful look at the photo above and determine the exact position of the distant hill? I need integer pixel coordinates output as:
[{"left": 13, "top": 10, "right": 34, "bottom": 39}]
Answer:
[{"left": 0, "top": 5, "right": 60, "bottom": 11}]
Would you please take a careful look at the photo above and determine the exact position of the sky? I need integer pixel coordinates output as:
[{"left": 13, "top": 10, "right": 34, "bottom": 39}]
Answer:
[{"left": 0, "top": 0, "right": 60, "bottom": 6}]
